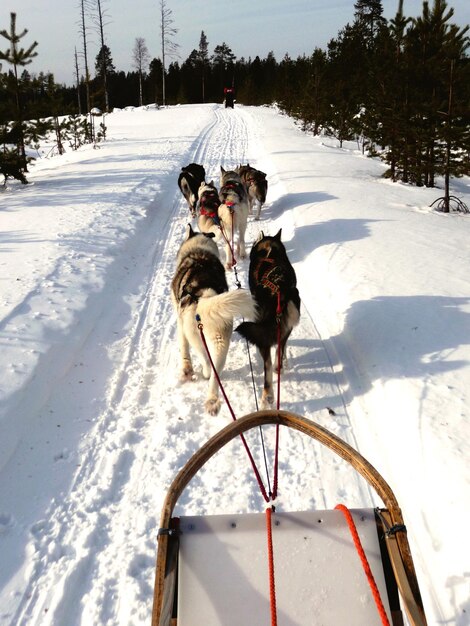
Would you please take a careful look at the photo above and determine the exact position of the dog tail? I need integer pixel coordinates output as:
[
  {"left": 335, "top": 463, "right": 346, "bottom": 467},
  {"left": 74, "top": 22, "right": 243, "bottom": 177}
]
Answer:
[
  {"left": 235, "top": 321, "right": 275, "bottom": 349},
  {"left": 196, "top": 290, "right": 256, "bottom": 327}
]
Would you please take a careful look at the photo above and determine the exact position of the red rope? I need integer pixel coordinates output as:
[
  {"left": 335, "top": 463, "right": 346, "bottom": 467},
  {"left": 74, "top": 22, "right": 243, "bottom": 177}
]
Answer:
[
  {"left": 276, "top": 291, "right": 282, "bottom": 411},
  {"left": 230, "top": 206, "right": 236, "bottom": 267},
  {"left": 335, "top": 504, "right": 391, "bottom": 626},
  {"left": 265, "top": 507, "right": 278, "bottom": 626},
  {"left": 271, "top": 291, "right": 282, "bottom": 499},
  {"left": 197, "top": 319, "right": 269, "bottom": 502}
]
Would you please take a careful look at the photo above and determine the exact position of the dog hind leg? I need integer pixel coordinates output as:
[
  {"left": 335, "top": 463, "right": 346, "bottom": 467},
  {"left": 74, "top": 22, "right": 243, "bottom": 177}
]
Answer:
[
  {"left": 237, "top": 209, "right": 248, "bottom": 259},
  {"left": 260, "top": 345, "right": 274, "bottom": 407},
  {"left": 204, "top": 331, "right": 231, "bottom": 415},
  {"left": 223, "top": 220, "right": 234, "bottom": 269},
  {"left": 177, "top": 318, "right": 194, "bottom": 380}
]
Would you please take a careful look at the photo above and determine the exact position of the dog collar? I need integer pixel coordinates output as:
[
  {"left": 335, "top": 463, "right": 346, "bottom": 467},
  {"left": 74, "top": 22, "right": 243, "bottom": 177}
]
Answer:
[
  {"left": 200, "top": 206, "right": 218, "bottom": 219},
  {"left": 199, "top": 190, "right": 220, "bottom": 219}
]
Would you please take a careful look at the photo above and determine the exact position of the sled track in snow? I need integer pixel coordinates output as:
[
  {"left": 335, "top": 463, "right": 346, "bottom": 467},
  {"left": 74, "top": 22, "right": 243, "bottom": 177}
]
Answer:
[{"left": 12, "top": 107, "right": 374, "bottom": 626}]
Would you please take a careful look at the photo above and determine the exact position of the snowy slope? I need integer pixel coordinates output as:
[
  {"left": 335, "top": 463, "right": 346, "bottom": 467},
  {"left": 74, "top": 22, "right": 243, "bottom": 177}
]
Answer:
[{"left": 0, "top": 104, "right": 469, "bottom": 626}]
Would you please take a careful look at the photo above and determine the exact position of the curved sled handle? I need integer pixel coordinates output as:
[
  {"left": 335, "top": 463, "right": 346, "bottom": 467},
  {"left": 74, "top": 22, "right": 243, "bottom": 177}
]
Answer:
[{"left": 152, "top": 410, "right": 427, "bottom": 626}]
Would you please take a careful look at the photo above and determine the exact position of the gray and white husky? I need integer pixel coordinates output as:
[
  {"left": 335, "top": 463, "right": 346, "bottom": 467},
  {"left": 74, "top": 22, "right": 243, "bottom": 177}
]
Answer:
[
  {"left": 218, "top": 167, "right": 250, "bottom": 270},
  {"left": 236, "top": 163, "right": 268, "bottom": 220},
  {"left": 197, "top": 180, "right": 221, "bottom": 239},
  {"left": 171, "top": 225, "right": 256, "bottom": 415}
]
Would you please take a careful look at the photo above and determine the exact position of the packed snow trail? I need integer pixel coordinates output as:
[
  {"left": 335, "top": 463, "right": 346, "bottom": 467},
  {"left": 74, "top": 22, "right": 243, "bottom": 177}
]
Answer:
[{"left": 3, "top": 105, "right": 387, "bottom": 626}]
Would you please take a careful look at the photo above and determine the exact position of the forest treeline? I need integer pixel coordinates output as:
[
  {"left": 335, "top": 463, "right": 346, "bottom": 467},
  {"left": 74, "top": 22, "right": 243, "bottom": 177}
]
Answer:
[{"left": 1, "top": 0, "right": 469, "bottom": 204}]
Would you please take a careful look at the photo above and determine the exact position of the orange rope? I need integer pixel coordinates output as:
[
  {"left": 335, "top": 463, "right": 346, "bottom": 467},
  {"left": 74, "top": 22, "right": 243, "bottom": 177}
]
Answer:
[
  {"left": 335, "top": 504, "right": 391, "bottom": 626},
  {"left": 265, "top": 507, "right": 278, "bottom": 626}
]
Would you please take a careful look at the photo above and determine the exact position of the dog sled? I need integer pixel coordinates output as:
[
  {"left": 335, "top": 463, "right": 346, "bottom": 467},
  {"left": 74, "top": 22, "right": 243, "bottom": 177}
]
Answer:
[
  {"left": 224, "top": 87, "right": 235, "bottom": 109},
  {"left": 151, "top": 409, "right": 428, "bottom": 626}
]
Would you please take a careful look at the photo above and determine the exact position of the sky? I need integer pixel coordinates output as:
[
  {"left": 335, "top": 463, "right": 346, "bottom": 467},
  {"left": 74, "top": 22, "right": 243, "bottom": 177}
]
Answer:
[{"left": 1, "top": 0, "right": 469, "bottom": 85}]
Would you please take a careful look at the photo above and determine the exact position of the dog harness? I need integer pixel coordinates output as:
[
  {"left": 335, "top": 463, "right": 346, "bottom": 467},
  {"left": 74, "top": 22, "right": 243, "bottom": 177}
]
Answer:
[
  {"left": 199, "top": 189, "right": 221, "bottom": 220},
  {"left": 254, "top": 257, "right": 283, "bottom": 297},
  {"left": 221, "top": 180, "right": 245, "bottom": 198}
]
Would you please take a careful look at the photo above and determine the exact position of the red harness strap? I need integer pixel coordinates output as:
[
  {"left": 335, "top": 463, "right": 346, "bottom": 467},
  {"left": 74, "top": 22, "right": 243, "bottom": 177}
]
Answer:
[
  {"left": 335, "top": 504, "right": 391, "bottom": 626},
  {"left": 196, "top": 317, "right": 269, "bottom": 502},
  {"left": 199, "top": 206, "right": 218, "bottom": 218},
  {"left": 199, "top": 190, "right": 220, "bottom": 219},
  {"left": 265, "top": 507, "right": 278, "bottom": 626}
]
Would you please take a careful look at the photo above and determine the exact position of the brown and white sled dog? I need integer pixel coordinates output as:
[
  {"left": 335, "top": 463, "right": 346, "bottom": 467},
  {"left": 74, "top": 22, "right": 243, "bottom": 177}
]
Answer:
[
  {"left": 218, "top": 167, "right": 250, "bottom": 269},
  {"left": 177, "top": 163, "right": 206, "bottom": 217},
  {"left": 197, "top": 180, "right": 222, "bottom": 239},
  {"left": 171, "top": 225, "right": 256, "bottom": 415},
  {"left": 236, "top": 229, "right": 300, "bottom": 407},
  {"left": 236, "top": 163, "right": 268, "bottom": 220}
]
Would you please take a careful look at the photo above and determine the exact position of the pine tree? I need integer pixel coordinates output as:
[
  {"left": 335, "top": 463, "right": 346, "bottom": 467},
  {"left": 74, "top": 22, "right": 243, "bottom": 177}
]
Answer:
[
  {"left": 95, "top": 45, "right": 115, "bottom": 79},
  {"left": 198, "top": 31, "right": 209, "bottom": 102},
  {"left": 0, "top": 12, "right": 38, "bottom": 170},
  {"left": 149, "top": 57, "right": 163, "bottom": 104},
  {"left": 298, "top": 48, "right": 328, "bottom": 135},
  {"left": 405, "top": 0, "right": 469, "bottom": 187},
  {"left": 211, "top": 42, "right": 236, "bottom": 97},
  {"left": 325, "top": 24, "right": 368, "bottom": 146},
  {"left": 94, "top": 45, "right": 115, "bottom": 111},
  {"left": 354, "top": 0, "right": 387, "bottom": 44}
]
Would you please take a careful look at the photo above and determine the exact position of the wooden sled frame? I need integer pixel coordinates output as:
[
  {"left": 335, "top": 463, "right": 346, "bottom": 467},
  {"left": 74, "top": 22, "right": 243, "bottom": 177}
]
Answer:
[{"left": 151, "top": 410, "right": 428, "bottom": 626}]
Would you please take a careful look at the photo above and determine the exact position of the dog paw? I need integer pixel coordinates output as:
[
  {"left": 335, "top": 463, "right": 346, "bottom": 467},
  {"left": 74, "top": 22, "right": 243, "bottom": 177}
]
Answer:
[
  {"left": 205, "top": 397, "right": 221, "bottom": 415},
  {"left": 261, "top": 391, "right": 274, "bottom": 408},
  {"left": 181, "top": 361, "right": 194, "bottom": 381},
  {"left": 181, "top": 370, "right": 195, "bottom": 382}
]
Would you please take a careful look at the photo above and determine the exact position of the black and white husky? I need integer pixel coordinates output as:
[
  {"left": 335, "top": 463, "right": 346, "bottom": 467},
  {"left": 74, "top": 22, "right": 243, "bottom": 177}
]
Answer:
[
  {"left": 197, "top": 180, "right": 221, "bottom": 238},
  {"left": 218, "top": 167, "right": 250, "bottom": 269},
  {"left": 177, "top": 163, "right": 206, "bottom": 217},
  {"left": 236, "top": 164, "right": 268, "bottom": 220},
  {"left": 171, "top": 225, "right": 256, "bottom": 415},
  {"left": 236, "top": 229, "right": 300, "bottom": 407}
]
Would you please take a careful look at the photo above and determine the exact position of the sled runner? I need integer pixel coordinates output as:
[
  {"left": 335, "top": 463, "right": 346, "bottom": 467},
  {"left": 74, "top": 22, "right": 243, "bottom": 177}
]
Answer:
[{"left": 151, "top": 410, "right": 428, "bottom": 626}]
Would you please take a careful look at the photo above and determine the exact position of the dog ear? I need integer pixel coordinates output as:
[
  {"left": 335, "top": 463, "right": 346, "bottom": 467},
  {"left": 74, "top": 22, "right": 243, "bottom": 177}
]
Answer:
[
  {"left": 274, "top": 228, "right": 282, "bottom": 241},
  {"left": 186, "top": 223, "right": 196, "bottom": 239},
  {"left": 255, "top": 231, "right": 265, "bottom": 244},
  {"left": 209, "top": 180, "right": 214, "bottom": 186},
  {"left": 204, "top": 232, "right": 216, "bottom": 239},
  {"left": 221, "top": 166, "right": 226, "bottom": 174}
]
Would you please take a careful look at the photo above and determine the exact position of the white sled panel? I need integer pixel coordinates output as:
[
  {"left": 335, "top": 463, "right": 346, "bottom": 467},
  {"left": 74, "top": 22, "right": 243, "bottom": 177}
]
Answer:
[{"left": 177, "top": 508, "right": 392, "bottom": 625}]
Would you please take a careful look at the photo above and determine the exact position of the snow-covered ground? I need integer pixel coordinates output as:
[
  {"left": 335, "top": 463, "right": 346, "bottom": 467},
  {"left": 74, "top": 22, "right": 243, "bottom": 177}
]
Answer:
[{"left": 0, "top": 103, "right": 469, "bottom": 626}]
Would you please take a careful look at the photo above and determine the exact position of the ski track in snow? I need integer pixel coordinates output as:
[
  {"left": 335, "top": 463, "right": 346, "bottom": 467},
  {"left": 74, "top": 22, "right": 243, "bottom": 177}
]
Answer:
[{"left": 9, "top": 107, "right": 377, "bottom": 626}]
